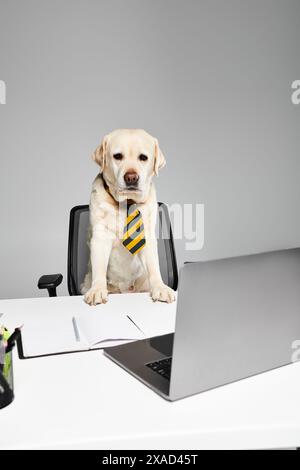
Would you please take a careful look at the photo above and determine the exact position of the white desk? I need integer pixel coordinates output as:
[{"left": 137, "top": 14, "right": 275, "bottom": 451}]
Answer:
[{"left": 0, "top": 294, "right": 300, "bottom": 450}]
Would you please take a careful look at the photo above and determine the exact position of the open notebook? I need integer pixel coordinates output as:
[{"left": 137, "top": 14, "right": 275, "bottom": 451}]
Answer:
[{"left": 11, "top": 293, "right": 176, "bottom": 358}]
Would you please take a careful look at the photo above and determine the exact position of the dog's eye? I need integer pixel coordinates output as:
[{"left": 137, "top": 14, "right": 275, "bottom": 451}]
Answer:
[
  {"left": 139, "top": 154, "right": 148, "bottom": 162},
  {"left": 113, "top": 153, "right": 123, "bottom": 161}
]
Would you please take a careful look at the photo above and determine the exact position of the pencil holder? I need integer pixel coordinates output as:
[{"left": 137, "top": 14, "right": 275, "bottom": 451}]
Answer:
[{"left": 0, "top": 349, "right": 14, "bottom": 409}]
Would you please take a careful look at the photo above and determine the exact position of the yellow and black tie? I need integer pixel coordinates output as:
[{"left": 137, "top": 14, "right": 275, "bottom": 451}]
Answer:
[{"left": 122, "top": 204, "right": 146, "bottom": 255}]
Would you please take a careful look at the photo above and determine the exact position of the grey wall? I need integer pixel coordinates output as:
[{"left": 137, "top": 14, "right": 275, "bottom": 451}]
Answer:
[{"left": 0, "top": 0, "right": 300, "bottom": 299}]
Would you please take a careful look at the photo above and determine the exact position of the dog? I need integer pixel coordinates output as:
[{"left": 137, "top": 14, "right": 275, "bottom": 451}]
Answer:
[{"left": 81, "top": 129, "right": 176, "bottom": 305}]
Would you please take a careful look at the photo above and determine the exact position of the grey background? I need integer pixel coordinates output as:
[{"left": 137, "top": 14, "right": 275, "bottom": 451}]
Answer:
[{"left": 0, "top": 0, "right": 299, "bottom": 299}]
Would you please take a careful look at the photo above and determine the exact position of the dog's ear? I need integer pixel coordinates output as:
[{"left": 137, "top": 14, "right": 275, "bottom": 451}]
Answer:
[
  {"left": 153, "top": 138, "right": 166, "bottom": 176},
  {"left": 92, "top": 135, "right": 109, "bottom": 171}
]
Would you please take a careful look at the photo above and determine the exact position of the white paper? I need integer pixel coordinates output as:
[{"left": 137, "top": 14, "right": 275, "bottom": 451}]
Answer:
[
  {"left": 8, "top": 293, "right": 176, "bottom": 357},
  {"left": 119, "top": 294, "right": 177, "bottom": 338},
  {"left": 75, "top": 312, "right": 144, "bottom": 347},
  {"left": 21, "top": 315, "right": 88, "bottom": 357},
  {"left": 129, "top": 308, "right": 176, "bottom": 339}
]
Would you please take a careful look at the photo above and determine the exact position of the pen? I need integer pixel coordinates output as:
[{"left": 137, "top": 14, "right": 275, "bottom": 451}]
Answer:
[
  {"left": 126, "top": 314, "right": 145, "bottom": 335},
  {"left": 0, "top": 340, "right": 5, "bottom": 369},
  {"left": 0, "top": 326, "right": 8, "bottom": 348},
  {"left": 72, "top": 317, "right": 80, "bottom": 342},
  {"left": 0, "top": 326, "right": 6, "bottom": 370},
  {"left": 6, "top": 325, "right": 23, "bottom": 353}
]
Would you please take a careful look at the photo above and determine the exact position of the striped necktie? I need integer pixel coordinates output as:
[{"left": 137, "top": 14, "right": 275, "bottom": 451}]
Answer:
[{"left": 122, "top": 204, "right": 146, "bottom": 255}]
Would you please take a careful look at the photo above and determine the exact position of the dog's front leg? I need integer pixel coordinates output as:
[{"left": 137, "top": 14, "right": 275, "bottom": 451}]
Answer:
[
  {"left": 141, "top": 233, "right": 175, "bottom": 304},
  {"left": 84, "top": 224, "right": 113, "bottom": 305}
]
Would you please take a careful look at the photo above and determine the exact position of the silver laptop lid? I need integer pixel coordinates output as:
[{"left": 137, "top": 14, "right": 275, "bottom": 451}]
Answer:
[{"left": 170, "top": 248, "right": 300, "bottom": 401}]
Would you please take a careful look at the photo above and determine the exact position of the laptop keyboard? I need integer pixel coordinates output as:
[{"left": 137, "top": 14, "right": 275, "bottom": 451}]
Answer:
[{"left": 146, "top": 357, "right": 172, "bottom": 380}]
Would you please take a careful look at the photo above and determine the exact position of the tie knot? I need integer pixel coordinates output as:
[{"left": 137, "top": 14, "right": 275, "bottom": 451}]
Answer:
[{"left": 127, "top": 202, "right": 137, "bottom": 216}]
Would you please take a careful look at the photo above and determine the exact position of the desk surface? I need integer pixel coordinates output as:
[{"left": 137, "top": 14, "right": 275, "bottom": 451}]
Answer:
[{"left": 0, "top": 294, "right": 300, "bottom": 450}]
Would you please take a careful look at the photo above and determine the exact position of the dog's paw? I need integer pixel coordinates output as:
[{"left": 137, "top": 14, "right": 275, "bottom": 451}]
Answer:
[
  {"left": 84, "top": 284, "right": 108, "bottom": 306},
  {"left": 150, "top": 283, "right": 176, "bottom": 303}
]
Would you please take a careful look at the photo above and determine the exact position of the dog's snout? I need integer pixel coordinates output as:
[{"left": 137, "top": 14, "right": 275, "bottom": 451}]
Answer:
[{"left": 124, "top": 171, "right": 139, "bottom": 186}]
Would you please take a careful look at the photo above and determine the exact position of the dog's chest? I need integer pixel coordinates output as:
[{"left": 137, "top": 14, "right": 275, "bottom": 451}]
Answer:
[{"left": 107, "top": 240, "right": 145, "bottom": 292}]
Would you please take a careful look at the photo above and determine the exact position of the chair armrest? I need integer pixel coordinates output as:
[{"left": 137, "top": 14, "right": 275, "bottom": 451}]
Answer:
[{"left": 38, "top": 273, "right": 63, "bottom": 297}]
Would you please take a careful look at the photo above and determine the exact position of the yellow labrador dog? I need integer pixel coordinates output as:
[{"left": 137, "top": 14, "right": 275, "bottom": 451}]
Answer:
[{"left": 81, "top": 129, "right": 176, "bottom": 305}]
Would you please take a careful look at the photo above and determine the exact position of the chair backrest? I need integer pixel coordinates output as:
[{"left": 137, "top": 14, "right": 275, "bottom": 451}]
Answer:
[{"left": 67, "top": 202, "right": 178, "bottom": 296}]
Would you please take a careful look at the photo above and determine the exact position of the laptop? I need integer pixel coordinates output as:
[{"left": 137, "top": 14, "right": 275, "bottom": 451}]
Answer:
[{"left": 104, "top": 248, "right": 300, "bottom": 401}]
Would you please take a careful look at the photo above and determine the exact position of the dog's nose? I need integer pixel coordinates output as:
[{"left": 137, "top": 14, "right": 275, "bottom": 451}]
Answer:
[{"left": 124, "top": 171, "right": 139, "bottom": 186}]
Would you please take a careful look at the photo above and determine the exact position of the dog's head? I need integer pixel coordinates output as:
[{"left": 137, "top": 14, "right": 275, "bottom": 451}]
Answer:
[{"left": 92, "top": 129, "right": 166, "bottom": 203}]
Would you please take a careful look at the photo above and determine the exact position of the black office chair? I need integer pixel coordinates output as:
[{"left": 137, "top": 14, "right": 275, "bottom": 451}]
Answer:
[{"left": 38, "top": 202, "right": 178, "bottom": 297}]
